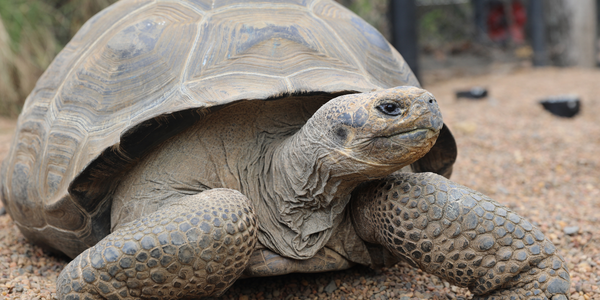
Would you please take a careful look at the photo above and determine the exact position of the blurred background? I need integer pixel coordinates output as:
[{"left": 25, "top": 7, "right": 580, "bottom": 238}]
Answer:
[
  {"left": 1, "top": 2, "right": 600, "bottom": 298},
  {"left": 0, "top": 0, "right": 598, "bottom": 116}
]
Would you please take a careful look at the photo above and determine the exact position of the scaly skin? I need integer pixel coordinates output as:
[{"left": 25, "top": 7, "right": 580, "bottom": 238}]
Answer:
[
  {"left": 351, "top": 172, "right": 570, "bottom": 300},
  {"left": 57, "top": 189, "right": 257, "bottom": 300}
]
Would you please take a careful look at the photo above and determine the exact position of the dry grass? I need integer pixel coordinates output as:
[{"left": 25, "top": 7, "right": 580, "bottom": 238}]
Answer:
[
  {"left": 0, "top": 1, "right": 59, "bottom": 116},
  {"left": 0, "top": 17, "right": 18, "bottom": 115},
  {"left": 0, "top": 0, "right": 116, "bottom": 117}
]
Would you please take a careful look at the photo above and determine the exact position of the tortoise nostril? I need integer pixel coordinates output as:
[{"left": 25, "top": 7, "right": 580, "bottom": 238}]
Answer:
[{"left": 429, "top": 99, "right": 433, "bottom": 103}]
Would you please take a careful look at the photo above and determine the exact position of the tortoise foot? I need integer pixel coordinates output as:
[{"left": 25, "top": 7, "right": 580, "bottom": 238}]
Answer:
[
  {"left": 471, "top": 252, "right": 570, "bottom": 300},
  {"left": 57, "top": 189, "right": 258, "bottom": 300},
  {"left": 351, "top": 172, "right": 570, "bottom": 300}
]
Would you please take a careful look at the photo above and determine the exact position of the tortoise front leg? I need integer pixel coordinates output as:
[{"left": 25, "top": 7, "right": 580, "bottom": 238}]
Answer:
[
  {"left": 57, "top": 189, "right": 257, "bottom": 300},
  {"left": 351, "top": 172, "right": 570, "bottom": 300}
]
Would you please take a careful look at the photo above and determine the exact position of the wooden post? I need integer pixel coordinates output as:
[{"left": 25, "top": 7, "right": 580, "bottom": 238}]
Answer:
[
  {"left": 472, "top": 0, "right": 487, "bottom": 42},
  {"left": 529, "top": 0, "right": 547, "bottom": 66},
  {"left": 390, "top": 0, "right": 420, "bottom": 81}
]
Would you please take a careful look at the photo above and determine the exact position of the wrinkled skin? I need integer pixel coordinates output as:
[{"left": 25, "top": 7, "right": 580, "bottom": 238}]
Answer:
[{"left": 57, "top": 87, "right": 570, "bottom": 300}]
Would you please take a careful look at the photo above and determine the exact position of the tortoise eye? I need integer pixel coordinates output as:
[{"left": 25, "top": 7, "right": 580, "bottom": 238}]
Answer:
[{"left": 377, "top": 102, "right": 402, "bottom": 116}]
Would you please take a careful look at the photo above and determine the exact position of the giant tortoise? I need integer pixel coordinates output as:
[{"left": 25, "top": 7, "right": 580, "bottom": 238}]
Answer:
[{"left": 0, "top": 0, "right": 570, "bottom": 299}]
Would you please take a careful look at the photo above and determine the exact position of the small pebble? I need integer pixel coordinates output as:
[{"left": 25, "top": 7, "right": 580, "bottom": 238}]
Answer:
[
  {"left": 324, "top": 280, "right": 337, "bottom": 294},
  {"left": 564, "top": 226, "right": 579, "bottom": 235}
]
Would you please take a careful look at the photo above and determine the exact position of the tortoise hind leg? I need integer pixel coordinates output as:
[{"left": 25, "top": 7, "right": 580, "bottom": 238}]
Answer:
[
  {"left": 351, "top": 172, "right": 570, "bottom": 300},
  {"left": 57, "top": 188, "right": 258, "bottom": 300}
]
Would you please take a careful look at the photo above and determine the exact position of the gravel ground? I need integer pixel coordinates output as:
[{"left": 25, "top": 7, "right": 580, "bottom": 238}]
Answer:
[{"left": 1, "top": 67, "right": 599, "bottom": 300}]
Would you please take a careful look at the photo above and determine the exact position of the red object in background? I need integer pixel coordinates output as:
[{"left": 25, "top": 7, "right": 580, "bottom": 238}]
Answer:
[{"left": 487, "top": 0, "right": 526, "bottom": 43}]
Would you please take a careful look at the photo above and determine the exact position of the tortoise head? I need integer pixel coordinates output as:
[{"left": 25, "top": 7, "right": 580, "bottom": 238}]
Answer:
[{"left": 304, "top": 86, "right": 443, "bottom": 177}]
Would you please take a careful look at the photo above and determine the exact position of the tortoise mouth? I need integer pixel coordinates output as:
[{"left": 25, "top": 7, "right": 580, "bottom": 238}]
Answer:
[{"left": 382, "top": 128, "right": 435, "bottom": 140}]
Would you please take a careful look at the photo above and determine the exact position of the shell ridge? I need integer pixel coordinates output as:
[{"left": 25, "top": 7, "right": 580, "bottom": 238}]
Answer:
[
  {"left": 186, "top": 71, "right": 286, "bottom": 84},
  {"left": 287, "top": 66, "right": 366, "bottom": 79},
  {"left": 12, "top": 219, "right": 85, "bottom": 236},
  {"left": 211, "top": 3, "right": 311, "bottom": 15},
  {"left": 165, "top": 0, "right": 210, "bottom": 16},
  {"left": 307, "top": 0, "right": 320, "bottom": 10},
  {"left": 283, "top": 77, "right": 294, "bottom": 94},
  {"left": 68, "top": 134, "right": 89, "bottom": 200},
  {"left": 179, "top": 13, "right": 210, "bottom": 87}
]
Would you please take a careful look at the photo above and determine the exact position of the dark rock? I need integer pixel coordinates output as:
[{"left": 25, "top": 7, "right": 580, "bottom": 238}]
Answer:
[
  {"left": 456, "top": 87, "right": 488, "bottom": 100},
  {"left": 540, "top": 95, "right": 580, "bottom": 118}
]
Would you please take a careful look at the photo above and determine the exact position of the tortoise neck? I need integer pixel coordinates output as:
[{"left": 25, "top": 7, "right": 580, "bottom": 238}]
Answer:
[
  {"left": 272, "top": 125, "right": 362, "bottom": 202},
  {"left": 253, "top": 125, "right": 361, "bottom": 259}
]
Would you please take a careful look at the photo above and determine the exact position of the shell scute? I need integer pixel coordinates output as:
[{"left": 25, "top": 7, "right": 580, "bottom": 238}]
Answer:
[
  {"left": 4, "top": 120, "right": 46, "bottom": 228},
  {"left": 43, "top": 194, "right": 87, "bottom": 232},
  {"left": 104, "top": 18, "right": 167, "bottom": 61},
  {"left": 184, "top": 7, "right": 359, "bottom": 83},
  {"left": 43, "top": 129, "right": 82, "bottom": 199},
  {"left": 8, "top": 163, "right": 44, "bottom": 228},
  {"left": 23, "top": 0, "right": 155, "bottom": 114}
]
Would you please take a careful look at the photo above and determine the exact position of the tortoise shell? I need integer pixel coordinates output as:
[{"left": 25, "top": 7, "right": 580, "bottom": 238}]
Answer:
[{"left": 0, "top": 0, "right": 423, "bottom": 258}]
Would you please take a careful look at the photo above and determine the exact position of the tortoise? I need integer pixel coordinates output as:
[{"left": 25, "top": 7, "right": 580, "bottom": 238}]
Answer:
[{"left": 0, "top": 0, "right": 571, "bottom": 299}]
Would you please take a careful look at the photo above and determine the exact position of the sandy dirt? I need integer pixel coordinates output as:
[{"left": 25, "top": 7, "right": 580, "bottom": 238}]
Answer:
[{"left": 0, "top": 67, "right": 598, "bottom": 299}]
